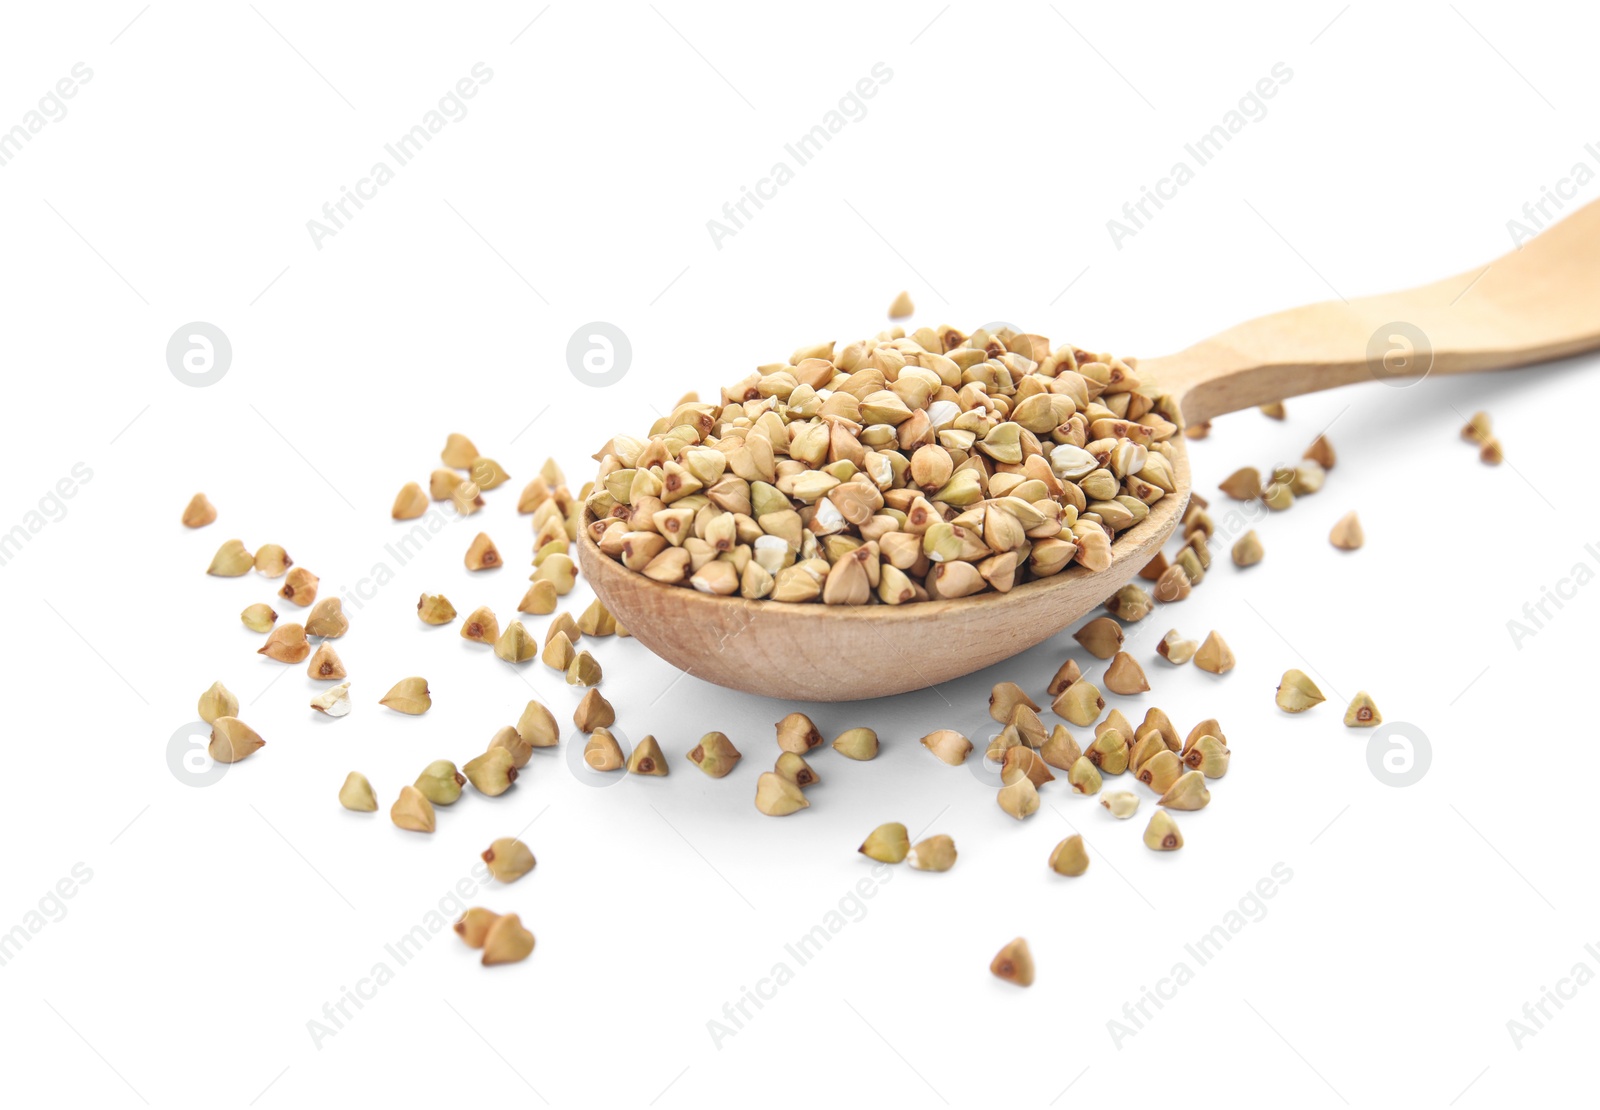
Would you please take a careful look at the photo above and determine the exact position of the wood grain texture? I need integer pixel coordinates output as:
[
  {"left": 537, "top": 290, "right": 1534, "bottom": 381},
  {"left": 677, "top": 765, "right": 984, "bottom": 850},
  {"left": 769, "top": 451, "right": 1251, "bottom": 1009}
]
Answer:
[
  {"left": 1148, "top": 196, "right": 1600, "bottom": 424},
  {"left": 579, "top": 198, "right": 1600, "bottom": 700},
  {"left": 577, "top": 445, "right": 1187, "bottom": 701}
]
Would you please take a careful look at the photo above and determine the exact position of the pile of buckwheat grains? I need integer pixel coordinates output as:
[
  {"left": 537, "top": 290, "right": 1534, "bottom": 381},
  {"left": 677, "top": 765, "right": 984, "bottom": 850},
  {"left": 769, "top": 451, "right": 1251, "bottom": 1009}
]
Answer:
[
  {"left": 186, "top": 300, "right": 1441, "bottom": 985},
  {"left": 584, "top": 322, "right": 1184, "bottom": 605}
]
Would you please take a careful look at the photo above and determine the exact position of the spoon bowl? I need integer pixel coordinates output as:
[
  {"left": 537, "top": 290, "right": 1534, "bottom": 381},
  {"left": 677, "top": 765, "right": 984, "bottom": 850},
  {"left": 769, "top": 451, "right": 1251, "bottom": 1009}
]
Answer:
[
  {"left": 578, "top": 446, "right": 1188, "bottom": 700},
  {"left": 580, "top": 198, "right": 1600, "bottom": 701}
]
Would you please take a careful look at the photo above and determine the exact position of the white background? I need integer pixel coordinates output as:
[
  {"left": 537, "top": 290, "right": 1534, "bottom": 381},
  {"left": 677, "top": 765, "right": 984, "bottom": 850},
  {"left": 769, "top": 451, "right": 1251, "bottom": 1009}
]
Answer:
[{"left": 2, "top": 1, "right": 1597, "bottom": 1106}]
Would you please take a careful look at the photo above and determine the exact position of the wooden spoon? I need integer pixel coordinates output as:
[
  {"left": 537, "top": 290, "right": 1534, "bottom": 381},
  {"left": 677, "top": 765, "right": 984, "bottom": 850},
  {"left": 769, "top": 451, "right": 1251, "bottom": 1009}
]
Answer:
[{"left": 578, "top": 199, "right": 1600, "bottom": 701}]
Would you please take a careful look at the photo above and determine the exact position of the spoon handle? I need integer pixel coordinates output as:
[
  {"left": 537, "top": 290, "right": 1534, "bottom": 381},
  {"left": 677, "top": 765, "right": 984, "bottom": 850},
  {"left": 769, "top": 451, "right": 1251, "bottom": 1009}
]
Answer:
[{"left": 1142, "top": 197, "right": 1600, "bottom": 425}]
